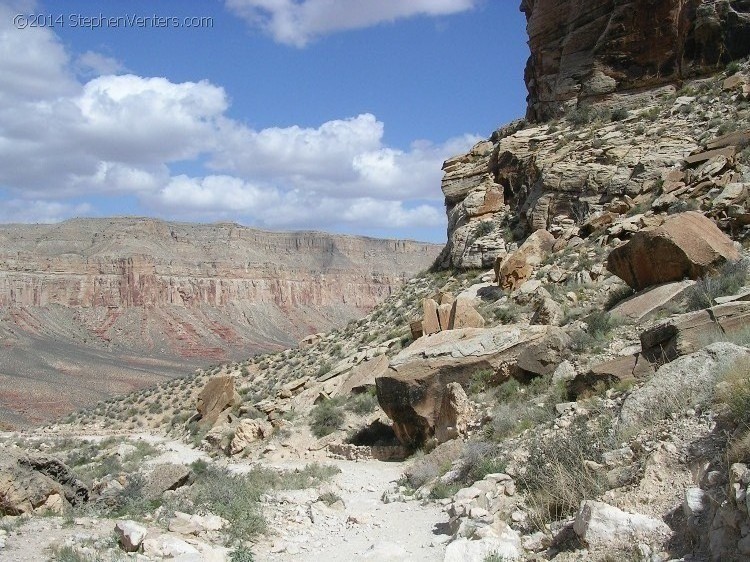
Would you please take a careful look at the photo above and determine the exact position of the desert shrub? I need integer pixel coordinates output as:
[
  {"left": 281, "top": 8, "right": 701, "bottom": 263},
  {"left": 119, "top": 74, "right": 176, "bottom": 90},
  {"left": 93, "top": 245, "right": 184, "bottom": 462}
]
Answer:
[
  {"left": 474, "top": 221, "right": 495, "bottom": 238},
  {"left": 429, "top": 481, "right": 462, "bottom": 499},
  {"left": 191, "top": 467, "right": 267, "bottom": 542},
  {"left": 493, "top": 305, "right": 520, "bottom": 324},
  {"left": 520, "top": 415, "right": 613, "bottom": 527},
  {"left": 685, "top": 259, "right": 749, "bottom": 311},
  {"left": 346, "top": 389, "right": 378, "bottom": 415},
  {"left": 469, "top": 369, "right": 499, "bottom": 394},
  {"left": 230, "top": 546, "right": 255, "bottom": 562},
  {"left": 310, "top": 397, "right": 346, "bottom": 437},
  {"left": 317, "top": 491, "right": 342, "bottom": 505},
  {"left": 405, "top": 440, "right": 463, "bottom": 489},
  {"left": 568, "top": 105, "right": 593, "bottom": 127},
  {"left": 611, "top": 107, "right": 629, "bottom": 121},
  {"left": 715, "top": 357, "right": 750, "bottom": 461},
  {"left": 457, "top": 440, "right": 507, "bottom": 484},
  {"left": 726, "top": 61, "right": 741, "bottom": 76}
]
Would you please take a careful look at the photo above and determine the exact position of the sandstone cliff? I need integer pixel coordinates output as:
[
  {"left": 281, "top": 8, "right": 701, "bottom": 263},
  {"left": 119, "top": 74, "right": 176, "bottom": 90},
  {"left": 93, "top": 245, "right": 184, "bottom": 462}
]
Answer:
[{"left": 522, "top": 0, "right": 750, "bottom": 121}]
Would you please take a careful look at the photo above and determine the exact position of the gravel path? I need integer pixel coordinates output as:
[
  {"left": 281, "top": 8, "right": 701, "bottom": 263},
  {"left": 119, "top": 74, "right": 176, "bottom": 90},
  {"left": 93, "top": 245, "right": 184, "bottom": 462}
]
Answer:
[{"left": 249, "top": 458, "right": 450, "bottom": 562}]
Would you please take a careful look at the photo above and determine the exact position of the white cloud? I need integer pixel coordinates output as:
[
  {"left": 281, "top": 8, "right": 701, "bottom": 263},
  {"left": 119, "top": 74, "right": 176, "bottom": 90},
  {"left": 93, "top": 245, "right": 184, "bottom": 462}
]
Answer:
[
  {"left": 0, "top": 199, "right": 92, "bottom": 223},
  {"left": 0, "top": 5, "right": 478, "bottom": 237},
  {"left": 75, "top": 51, "right": 127, "bottom": 77},
  {"left": 225, "top": 0, "right": 478, "bottom": 46}
]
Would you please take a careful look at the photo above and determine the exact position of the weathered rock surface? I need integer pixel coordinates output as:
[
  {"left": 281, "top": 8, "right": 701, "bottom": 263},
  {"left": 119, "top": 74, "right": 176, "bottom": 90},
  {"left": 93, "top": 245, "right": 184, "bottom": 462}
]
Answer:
[
  {"left": 337, "top": 355, "right": 389, "bottom": 396},
  {"left": 115, "top": 520, "right": 148, "bottom": 553},
  {"left": 143, "top": 463, "right": 192, "bottom": 500},
  {"left": 573, "top": 500, "right": 671, "bottom": 547},
  {"left": 0, "top": 454, "right": 88, "bottom": 515},
  {"left": 522, "top": 0, "right": 750, "bottom": 120},
  {"left": 568, "top": 353, "right": 655, "bottom": 399},
  {"left": 607, "top": 212, "right": 740, "bottom": 290},
  {"left": 229, "top": 419, "right": 274, "bottom": 455},
  {"left": 197, "top": 375, "right": 240, "bottom": 428},
  {"left": 495, "top": 230, "right": 555, "bottom": 291},
  {"left": 435, "top": 382, "right": 473, "bottom": 444},
  {"left": 610, "top": 280, "right": 696, "bottom": 322},
  {"left": 640, "top": 301, "right": 750, "bottom": 361},
  {"left": 620, "top": 343, "right": 750, "bottom": 428},
  {"left": 377, "top": 325, "right": 548, "bottom": 446}
]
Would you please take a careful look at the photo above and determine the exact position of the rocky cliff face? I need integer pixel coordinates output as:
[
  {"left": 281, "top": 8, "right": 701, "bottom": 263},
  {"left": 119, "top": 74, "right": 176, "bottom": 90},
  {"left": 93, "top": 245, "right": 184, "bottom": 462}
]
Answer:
[
  {"left": 439, "top": 1, "right": 750, "bottom": 270},
  {"left": 522, "top": 0, "right": 750, "bottom": 121},
  {"left": 0, "top": 218, "right": 439, "bottom": 426},
  {"left": 0, "top": 218, "right": 439, "bottom": 356}
]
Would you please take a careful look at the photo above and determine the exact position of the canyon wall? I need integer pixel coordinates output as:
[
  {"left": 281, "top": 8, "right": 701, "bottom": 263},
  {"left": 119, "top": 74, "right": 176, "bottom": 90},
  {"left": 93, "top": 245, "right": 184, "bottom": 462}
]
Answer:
[
  {"left": 522, "top": 0, "right": 750, "bottom": 120},
  {"left": 0, "top": 218, "right": 440, "bottom": 359}
]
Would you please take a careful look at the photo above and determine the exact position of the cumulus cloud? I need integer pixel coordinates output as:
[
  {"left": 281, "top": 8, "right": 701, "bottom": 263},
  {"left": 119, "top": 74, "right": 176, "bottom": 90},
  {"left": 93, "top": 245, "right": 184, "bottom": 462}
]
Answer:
[
  {"left": 0, "top": 199, "right": 92, "bottom": 224},
  {"left": 225, "top": 0, "right": 478, "bottom": 46},
  {"left": 0, "top": 3, "right": 479, "bottom": 237}
]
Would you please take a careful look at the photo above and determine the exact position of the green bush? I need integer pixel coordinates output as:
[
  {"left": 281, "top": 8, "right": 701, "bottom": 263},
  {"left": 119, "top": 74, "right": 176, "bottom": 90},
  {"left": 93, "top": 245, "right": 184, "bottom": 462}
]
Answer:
[
  {"left": 429, "top": 481, "right": 461, "bottom": 499},
  {"left": 346, "top": 390, "right": 379, "bottom": 415},
  {"left": 230, "top": 546, "right": 255, "bottom": 562},
  {"left": 610, "top": 107, "right": 629, "bottom": 121},
  {"left": 685, "top": 259, "right": 748, "bottom": 311},
  {"left": 520, "top": 415, "right": 613, "bottom": 527},
  {"left": 727, "top": 61, "right": 741, "bottom": 76},
  {"left": 310, "top": 398, "right": 346, "bottom": 437}
]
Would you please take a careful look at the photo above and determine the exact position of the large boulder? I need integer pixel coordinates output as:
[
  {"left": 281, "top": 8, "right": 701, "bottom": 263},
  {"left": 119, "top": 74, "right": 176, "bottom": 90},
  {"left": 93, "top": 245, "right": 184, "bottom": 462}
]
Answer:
[
  {"left": 0, "top": 454, "right": 88, "bottom": 515},
  {"left": 495, "top": 230, "right": 555, "bottom": 291},
  {"left": 143, "top": 464, "right": 192, "bottom": 500},
  {"left": 610, "top": 280, "right": 695, "bottom": 322},
  {"left": 448, "top": 297, "right": 485, "bottom": 329},
  {"left": 115, "top": 520, "right": 148, "bottom": 553},
  {"left": 422, "top": 298, "right": 441, "bottom": 335},
  {"left": 229, "top": 419, "right": 274, "bottom": 455},
  {"left": 640, "top": 301, "right": 750, "bottom": 362},
  {"left": 435, "top": 382, "right": 473, "bottom": 444},
  {"left": 573, "top": 500, "right": 671, "bottom": 548},
  {"left": 620, "top": 343, "right": 750, "bottom": 429},
  {"left": 515, "top": 328, "right": 570, "bottom": 377},
  {"left": 196, "top": 375, "right": 240, "bottom": 428},
  {"left": 377, "top": 325, "right": 548, "bottom": 447},
  {"left": 606, "top": 212, "right": 740, "bottom": 290},
  {"left": 567, "top": 353, "right": 655, "bottom": 399},
  {"left": 337, "top": 355, "right": 390, "bottom": 396}
]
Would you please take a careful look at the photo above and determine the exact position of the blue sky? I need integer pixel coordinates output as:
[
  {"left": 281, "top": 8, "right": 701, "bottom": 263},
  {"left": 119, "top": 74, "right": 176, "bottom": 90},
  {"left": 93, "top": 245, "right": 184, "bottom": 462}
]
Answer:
[{"left": 0, "top": 0, "right": 528, "bottom": 242}]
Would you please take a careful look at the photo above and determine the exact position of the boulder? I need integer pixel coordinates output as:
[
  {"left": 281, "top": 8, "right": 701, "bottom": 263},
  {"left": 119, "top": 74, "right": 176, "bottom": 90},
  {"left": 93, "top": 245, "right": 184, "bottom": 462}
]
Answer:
[
  {"left": 377, "top": 325, "right": 548, "bottom": 447},
  {"left": 422, "top": 298, "right": 441, "bottom": 335},
  {"left": 196, "top": 375, "right": 240, "bottom": 428},
  {"left": 0, "top": 454, "right": 88, "bottom": 515},
  {"left": 640, "top": 302, "right": 750, "bottom": 362},
  {"left": 610, "top": 280, "right": 695, "bottom": 322},
  {"left": 449, "top": 297, "right": 485, "bottom": 329},
  {"left": 530, "top": 297, "right": 564, "bottom": 326},
  {"left": 143, "top": 463, "right": 191, "bottom": 500},
  {"left": 606, "top": 212, "right": 740, "bottom": 290},
  {"left": 573, "top": 500, "right": 671, "bottom": 548},
  {"left": 620, "top": 343, "right": 750, "bottom": 429},
  {"left": 409, "top": 320, "right": 424, "bottom": 340},
  {"left": 516, "top": 328, "right": 570, "bottom": 377},
  {"left": 143, "top": 534, "right": 200, "bottom": 558},
  {"left": 115, "top": 520, "right": 148, "bottom": 553},
  {"left": 168, "top": 511, "right": 226, "bottom": 535},
  {"left": 438, "top": 303, "right": 453, "bottom": 330},
  {"left": 338, "top": 355, "right": 389, "bottom": 396},
  {"left": 568, "top": 354, "right": 654, "bottom": 399},
  {"left": 435, "top": 382, "right": 473, "bottom": 444},
  {"left": 444, "top": 523, "right": 521, "bottom": 561},
  {"left": 229, "top": 419, "right": 274, "bottom": 455},
  {"left": 495, "top": 230, "right": 555, "bottom": 291}
]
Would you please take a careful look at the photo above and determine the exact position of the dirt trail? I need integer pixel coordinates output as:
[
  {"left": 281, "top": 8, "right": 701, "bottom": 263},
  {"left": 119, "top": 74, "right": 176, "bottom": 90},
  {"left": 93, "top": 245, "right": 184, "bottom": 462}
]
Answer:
[{"left": 246, "top": 458, "right": 450, "bottom": 561}]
